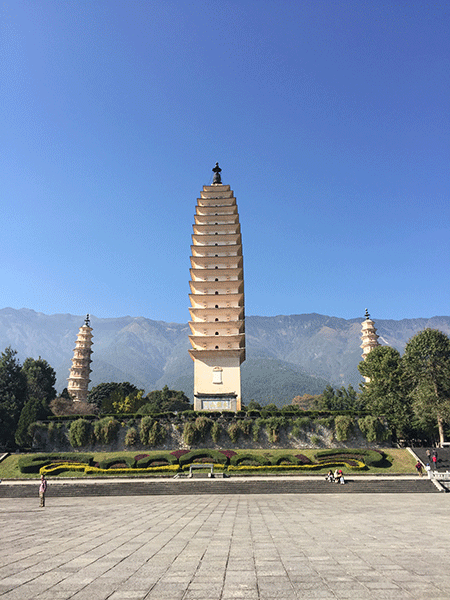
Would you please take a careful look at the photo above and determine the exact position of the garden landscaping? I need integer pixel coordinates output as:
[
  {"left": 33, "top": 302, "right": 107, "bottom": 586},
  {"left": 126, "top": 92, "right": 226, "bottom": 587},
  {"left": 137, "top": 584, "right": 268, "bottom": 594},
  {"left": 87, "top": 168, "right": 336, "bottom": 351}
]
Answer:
[{"left": 0, "top": 448, "right": 417, "bottom": 479}]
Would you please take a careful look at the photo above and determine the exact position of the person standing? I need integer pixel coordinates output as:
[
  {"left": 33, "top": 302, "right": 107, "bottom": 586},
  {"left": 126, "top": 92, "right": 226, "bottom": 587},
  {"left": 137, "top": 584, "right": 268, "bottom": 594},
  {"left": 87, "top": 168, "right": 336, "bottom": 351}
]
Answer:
[
  {"left": 415, "top": 461, "right": 423, "bottom": 476},
  {"left": 39, "top": 474, "right": 47, "bottom": 507}
]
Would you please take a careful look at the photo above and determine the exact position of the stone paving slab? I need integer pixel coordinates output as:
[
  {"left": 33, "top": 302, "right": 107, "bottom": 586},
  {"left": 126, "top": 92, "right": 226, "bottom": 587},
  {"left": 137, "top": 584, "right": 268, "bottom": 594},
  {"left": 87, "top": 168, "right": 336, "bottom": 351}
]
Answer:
[{"left": 0, "top": 494, "right": 449, "bottom": 600}]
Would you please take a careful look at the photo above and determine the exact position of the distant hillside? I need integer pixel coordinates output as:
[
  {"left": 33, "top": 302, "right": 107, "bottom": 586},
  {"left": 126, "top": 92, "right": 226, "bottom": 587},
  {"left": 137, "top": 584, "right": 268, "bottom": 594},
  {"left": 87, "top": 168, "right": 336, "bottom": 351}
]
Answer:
[{"left": 1, "top": 308, "right": 449, "bottom": 407}]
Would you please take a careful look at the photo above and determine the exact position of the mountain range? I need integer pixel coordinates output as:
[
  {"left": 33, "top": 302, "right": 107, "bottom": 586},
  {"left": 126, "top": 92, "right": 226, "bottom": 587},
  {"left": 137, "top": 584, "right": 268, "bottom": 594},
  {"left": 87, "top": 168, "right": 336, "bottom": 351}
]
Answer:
[{"left": 1, "top": 308, "right": 449, "bottom": 406}]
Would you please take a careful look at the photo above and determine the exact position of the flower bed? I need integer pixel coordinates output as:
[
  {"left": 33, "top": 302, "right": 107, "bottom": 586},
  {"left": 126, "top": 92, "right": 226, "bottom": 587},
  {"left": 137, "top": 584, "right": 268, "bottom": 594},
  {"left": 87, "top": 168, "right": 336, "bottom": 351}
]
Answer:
[
  {"left": 178, "top": 449, "right": 228, "bottom": 467},
  {"left": 228, "top": 460, "right": 366, "bottom": 473},
  {"left": 19, "top": 453, "right": 94, "bottom": 473},
  {"left": 40, "top": 462, "right": 180, "bottom": 476}
]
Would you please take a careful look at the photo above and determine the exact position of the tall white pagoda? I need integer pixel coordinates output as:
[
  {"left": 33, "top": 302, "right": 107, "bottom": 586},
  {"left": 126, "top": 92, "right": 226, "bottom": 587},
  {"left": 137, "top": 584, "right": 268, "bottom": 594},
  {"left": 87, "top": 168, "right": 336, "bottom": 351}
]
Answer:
[
  {"left": 67, "top": 314, "right": 93, "bottom": 402},
  {"left": 188, "top": 163, "right": 245, "bottom": 411}
]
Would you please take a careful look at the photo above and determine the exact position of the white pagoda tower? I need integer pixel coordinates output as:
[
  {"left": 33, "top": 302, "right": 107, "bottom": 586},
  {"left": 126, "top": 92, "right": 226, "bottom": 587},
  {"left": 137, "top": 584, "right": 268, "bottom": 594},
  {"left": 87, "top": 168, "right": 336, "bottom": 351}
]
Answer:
[
  {"left": 67, "top": 314, "right": 93, "bottom": 402},
  {"left": 360, "top": 309, "right": 380, "bottom": 382},
  {"left": 360, "top": 309, "right": 380, "bottom": 360},
  {"left": 188, "top": 163, "right": 245, "bottom": 411}
]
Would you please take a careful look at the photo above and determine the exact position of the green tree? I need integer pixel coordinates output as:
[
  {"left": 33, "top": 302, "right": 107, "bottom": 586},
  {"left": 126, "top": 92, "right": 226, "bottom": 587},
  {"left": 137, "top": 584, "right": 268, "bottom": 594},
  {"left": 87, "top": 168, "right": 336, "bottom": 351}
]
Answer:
[
  {"left": 88, "top": 382, "right": 138, "bottom": 413},
  {"left": 15, "top": 397, "right": 49, "bottom": 447},
  {"left": 358, "top": 346, "right": 412, "bottom": 440},
  {"left": 0, "top": 347, "right": 27, "bottom": 448},
  {"left": 247, "top": 400, "right": 262, "bottom": 411},
  {"left": 403, "top": 329, "right": 450, "bottom": 446},
  {"left": 291, "top": 394, "right": 320, "bottom": 410},
  {"left": 113, "top": 390, "right": 146, "bottom": 413},
  {"left": 22, "top": 357, "right": 56, "bottom": 403},
  {"left": 314, "top": 385, "right": 362, "bottom": 411},
  {"left": 15, "top": 357, "right": 57, "bottom": 446},
  {"left": 142, "top": 386, "right": 190, "bottom": 414}
]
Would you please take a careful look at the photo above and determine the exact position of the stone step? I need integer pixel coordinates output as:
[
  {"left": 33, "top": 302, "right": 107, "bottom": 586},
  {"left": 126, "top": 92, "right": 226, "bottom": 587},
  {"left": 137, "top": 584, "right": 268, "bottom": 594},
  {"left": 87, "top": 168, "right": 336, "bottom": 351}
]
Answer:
[
  {"left": 412, "top": 447, "right": 450, "bottom": 471},
  {"left": 0, "top": 478, "right": 439, "bottom": 498}
]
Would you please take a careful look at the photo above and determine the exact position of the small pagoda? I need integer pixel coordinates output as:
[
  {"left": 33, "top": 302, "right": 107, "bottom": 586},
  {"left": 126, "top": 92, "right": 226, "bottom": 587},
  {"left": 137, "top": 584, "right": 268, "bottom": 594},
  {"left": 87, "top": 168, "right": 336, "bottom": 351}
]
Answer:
[
  {"left": 67, "top": 314, "right": 93, "bottom": 402},
  {"left": 360, "top": 308, "right": 380, "bottom": 360}
]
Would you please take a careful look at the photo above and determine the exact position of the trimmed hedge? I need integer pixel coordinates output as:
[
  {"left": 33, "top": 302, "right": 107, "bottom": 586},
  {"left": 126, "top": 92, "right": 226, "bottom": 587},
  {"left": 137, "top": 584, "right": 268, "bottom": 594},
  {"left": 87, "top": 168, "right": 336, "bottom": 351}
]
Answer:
[
  {"left": 178, "top": 449, "right": 228, "bottom": 467},
  {"left": 136, "top": 454, "right": 178, "bottom": 467},
  {"left": 98, "top": 455, "right": 136, "bottom": 469},
  {"left": 273, "top": 454, "right": 300, "bottom": 466},
  {"left": 84, "top": 465, "right": 179, "bottom": 475},
  {"left": 40, "top": 463, "right": 87, "bottom": 476},
  {"left": 228, "top": 460, "right": 366, "bottom": 473},
  {"left": 315, "top": 448, "right": 385, "bottom": 467},
  {"left": 18, "top": 453, "right": 94, "bottom": 474},
  {"left": 230, "top": 453, "right": 270, "bottom": 467},
  {"left": 40, "top": 463, "right": 180, "bottom": 476},
  {"left": 69, "top": 419, "right": 93, "bottom": 447}
]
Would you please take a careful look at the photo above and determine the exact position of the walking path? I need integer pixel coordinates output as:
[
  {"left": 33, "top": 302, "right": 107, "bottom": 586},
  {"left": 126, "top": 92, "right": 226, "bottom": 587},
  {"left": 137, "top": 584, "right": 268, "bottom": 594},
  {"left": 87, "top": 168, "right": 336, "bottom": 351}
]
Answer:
[{"left": 0, "top": 493, "right": 449, "bottom": 600}]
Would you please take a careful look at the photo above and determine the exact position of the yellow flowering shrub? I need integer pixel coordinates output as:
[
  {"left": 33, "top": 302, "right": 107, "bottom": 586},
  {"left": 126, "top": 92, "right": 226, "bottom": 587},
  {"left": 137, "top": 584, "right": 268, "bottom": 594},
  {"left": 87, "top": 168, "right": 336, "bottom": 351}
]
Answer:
[
  {"left": 40, "top": 463, "right": 179, "bottom": 476},
  {"left": 228, "top": 460, "right": 365, "bottom": 473}
]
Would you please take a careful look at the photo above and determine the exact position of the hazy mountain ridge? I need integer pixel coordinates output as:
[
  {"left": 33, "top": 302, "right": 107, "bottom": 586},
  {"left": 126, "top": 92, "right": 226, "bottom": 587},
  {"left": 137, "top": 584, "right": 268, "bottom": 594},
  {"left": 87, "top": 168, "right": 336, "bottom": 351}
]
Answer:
[{"left": 1, "top": 308, "right": 449, "bottom": 405}]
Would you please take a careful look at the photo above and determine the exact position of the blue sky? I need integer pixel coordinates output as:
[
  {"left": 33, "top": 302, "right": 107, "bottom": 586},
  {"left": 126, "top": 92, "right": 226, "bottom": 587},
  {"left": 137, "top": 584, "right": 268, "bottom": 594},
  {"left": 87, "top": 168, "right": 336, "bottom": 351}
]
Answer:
[{"left": 1, "top": 0, "right": 449, "bottom": 323}]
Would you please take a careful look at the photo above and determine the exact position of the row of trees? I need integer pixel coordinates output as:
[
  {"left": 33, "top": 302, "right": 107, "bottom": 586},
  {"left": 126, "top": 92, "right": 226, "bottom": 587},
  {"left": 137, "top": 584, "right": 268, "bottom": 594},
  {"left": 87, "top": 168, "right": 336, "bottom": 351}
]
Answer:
[
  {"left": 1, "top": 328, "right": 449, "bottom": 448},
  {"left": 358, "top": 328, "right": 450, "bottom": 445},
  {"left": 0, "top": 348, "right": 56, "bottom": 448},
  {"left": 86, "top": 383, "right": 191, "bottom": 414}
]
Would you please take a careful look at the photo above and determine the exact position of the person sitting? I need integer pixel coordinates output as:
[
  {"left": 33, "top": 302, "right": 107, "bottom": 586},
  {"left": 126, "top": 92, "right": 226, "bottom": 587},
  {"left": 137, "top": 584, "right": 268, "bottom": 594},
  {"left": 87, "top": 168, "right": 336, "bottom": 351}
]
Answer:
[{"left": 325, "top": 470, "right": 334, "bottom": 482}]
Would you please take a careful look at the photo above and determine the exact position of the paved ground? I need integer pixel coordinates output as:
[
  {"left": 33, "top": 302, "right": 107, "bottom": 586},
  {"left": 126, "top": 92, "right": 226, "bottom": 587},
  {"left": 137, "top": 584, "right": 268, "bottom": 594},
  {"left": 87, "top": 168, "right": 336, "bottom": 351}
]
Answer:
[{"left": 0, "top": 494, "right": 449, "bottom": 600}]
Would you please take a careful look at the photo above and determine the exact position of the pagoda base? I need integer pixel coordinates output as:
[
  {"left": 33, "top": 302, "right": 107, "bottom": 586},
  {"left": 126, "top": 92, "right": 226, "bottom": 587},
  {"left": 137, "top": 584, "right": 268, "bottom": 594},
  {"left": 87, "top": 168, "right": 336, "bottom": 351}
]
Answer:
[{"left": 194, "top": 393, "right": 238, "bottom": 412}]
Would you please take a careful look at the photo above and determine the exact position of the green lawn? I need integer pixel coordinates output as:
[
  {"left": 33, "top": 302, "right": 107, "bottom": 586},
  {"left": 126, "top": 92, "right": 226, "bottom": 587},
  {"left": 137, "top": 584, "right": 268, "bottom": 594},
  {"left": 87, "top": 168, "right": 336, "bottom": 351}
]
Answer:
[{"left": 0, "top": 448, "right": 418, "bottom": 479}]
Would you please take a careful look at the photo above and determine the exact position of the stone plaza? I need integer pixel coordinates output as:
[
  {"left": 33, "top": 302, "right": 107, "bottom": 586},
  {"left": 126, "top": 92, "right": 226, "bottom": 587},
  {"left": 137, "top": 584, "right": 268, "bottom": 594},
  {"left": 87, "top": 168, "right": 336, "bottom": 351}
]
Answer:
[{"left": 0, "top": 492, "right": 449, "bottom": 600}]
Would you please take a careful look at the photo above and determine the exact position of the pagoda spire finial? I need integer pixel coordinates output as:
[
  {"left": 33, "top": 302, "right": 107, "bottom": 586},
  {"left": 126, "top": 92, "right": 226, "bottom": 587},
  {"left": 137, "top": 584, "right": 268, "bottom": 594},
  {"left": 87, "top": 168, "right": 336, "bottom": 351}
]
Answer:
[
  {"left": 212, "top": 162, "right": 222, "bottom": 184},
  {"left": 85, "top": 313, "right": 90, "bottom": 327},
  {"left": 364, "top": 308, "right": 370, "bottom": 320}
]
